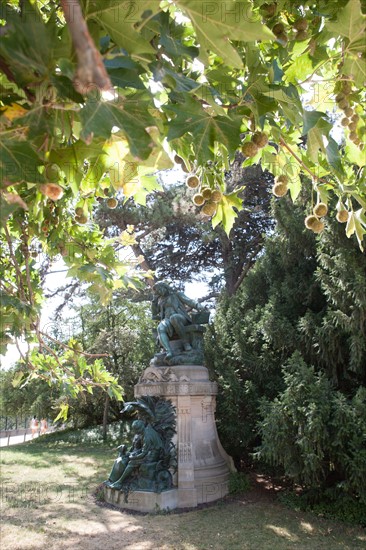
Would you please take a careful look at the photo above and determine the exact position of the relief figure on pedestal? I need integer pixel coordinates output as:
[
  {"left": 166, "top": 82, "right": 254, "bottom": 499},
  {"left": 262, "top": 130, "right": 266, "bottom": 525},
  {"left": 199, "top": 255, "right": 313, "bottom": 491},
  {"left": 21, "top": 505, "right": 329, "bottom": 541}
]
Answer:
[{"left": 104, "top": 397, "right": 177, "bottom": 497}]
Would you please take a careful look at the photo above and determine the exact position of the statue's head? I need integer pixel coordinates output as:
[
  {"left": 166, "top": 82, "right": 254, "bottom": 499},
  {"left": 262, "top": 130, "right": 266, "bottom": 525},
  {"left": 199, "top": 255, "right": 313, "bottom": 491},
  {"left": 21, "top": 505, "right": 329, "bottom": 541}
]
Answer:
[
  {"left": 131, "top": 419, "right": 145, "bottom": 434},
  {"left": 153, "top": 282, "right": 172, "bottom": 297}
]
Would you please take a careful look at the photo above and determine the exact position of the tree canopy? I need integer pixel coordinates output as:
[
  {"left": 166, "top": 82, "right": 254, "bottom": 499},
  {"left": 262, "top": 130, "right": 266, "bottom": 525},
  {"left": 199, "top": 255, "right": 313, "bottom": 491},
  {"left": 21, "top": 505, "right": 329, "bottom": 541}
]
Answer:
[
  {"left": 1, "top": 0, "right": 365, "bottom": 401},
  {"left": 96, "top": 160, "right": 274, "bottom": 295}
]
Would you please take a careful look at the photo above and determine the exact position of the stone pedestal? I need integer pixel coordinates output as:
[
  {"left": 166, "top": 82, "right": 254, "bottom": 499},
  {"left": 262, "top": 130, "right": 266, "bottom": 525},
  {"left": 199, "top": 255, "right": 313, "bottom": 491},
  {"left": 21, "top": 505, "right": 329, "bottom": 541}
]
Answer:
[
  {"left": 136, "top": 365, "right": 234, "bottom": 509},
  {"left": 104, "top": 365, "right": 234, "bottom": 512},
  {"left": 104, "top": 486, "right": 178, "bottom": 513}
]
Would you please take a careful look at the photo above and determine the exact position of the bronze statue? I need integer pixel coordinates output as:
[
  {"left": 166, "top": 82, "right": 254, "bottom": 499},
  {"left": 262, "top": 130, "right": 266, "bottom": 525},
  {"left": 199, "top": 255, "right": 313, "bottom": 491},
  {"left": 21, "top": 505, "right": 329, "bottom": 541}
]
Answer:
[
  {"left": 152, "top": 282, "right": 208, "bottom": 365},
  {"left": 105, "top": 428, "right": 143, "bottom": 487},
  {"left": 105, "top": 397, "right": 177, "bottom": 495}
]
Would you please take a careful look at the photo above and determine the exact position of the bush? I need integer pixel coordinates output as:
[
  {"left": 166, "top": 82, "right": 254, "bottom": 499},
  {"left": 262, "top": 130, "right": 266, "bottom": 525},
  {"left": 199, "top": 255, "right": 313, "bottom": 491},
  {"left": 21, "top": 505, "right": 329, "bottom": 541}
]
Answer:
[
  {"left": 257, "top": 353, "right": 366, "bottom": 504},
  {"left": 279, "top": 488, "right": 366, "bottom": 527}
]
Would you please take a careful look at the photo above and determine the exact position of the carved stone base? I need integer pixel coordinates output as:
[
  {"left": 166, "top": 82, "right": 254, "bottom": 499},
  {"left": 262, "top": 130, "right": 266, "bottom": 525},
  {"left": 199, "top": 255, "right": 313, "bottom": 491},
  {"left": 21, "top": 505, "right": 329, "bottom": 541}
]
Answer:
[
  {"left": 135, "top": 364, "right": 235, "bottom": 509},
  {"left": 104, "top": 487, "right": 178, "bottom": 513}
]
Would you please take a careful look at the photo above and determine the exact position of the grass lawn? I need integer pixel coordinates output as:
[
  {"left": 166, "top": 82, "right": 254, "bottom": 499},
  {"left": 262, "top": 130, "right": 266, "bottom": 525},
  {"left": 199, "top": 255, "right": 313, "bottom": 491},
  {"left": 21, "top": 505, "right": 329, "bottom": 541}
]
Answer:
[{"left": 1, "top": 434, "right": 365, "bottom": 550}]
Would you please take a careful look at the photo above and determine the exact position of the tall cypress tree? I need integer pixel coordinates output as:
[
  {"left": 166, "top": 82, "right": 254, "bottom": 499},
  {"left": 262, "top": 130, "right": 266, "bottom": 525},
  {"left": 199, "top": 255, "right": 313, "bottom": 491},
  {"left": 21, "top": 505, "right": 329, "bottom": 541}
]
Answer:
[{"left": 207, "top": 195, "right": 366, "bottom": 502}]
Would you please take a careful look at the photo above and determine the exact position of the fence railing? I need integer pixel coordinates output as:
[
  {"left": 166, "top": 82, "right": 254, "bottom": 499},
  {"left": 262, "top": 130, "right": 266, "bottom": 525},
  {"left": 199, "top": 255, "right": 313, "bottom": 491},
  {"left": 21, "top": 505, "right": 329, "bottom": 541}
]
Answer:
[
  {"left": 0, "top": 416, "right": 31, "bottom": 431},
  {"left": 0, "top": 426, "right": 57, "bottom": 445}
]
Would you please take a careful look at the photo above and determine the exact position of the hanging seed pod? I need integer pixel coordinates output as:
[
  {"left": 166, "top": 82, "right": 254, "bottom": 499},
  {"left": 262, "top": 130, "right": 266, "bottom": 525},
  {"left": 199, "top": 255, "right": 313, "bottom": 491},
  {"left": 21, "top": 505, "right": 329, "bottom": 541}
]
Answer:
[
  {"left": 272, "top": 182, "right": 288, "bottom": 197},
  {"left": 201, "top": 201, "right": 217, "bottom": 217},
  {"left": 211, "top": 190, "right": 223, "bottom": 203},
  {"left": 241, "top": 142, "right": 259, "bottom": 157},
  {"left": 186, "top": 175, "right": 200, "bottom": 189},
  {"left": 201, "top": 187, "right": 212, "bottom": 200},
  {"left": 193, "top": 193, "right": 205, "bottom": 206},
  {"left": 40, "top": 184, "right": 64, "bottom": 201},
  {"left": 313, "top": 203, "right": 328, "bottom": 217},
  {"left": 107, "top": 198, "right": 118, "bottom": 209},
  {"left": 336, "top": 210, "right": 348, "bottom": 223}
]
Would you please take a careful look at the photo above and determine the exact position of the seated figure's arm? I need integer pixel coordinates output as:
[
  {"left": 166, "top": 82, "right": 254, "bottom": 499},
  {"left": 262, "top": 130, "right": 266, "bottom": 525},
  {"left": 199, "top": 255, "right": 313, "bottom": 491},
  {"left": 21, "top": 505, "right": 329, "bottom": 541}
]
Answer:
[
  {"left": 178, "top": 292, "right": 205, "bottom": 311},
  {"left": 128, "top": 440, "right": 150, "bottom": 463}
]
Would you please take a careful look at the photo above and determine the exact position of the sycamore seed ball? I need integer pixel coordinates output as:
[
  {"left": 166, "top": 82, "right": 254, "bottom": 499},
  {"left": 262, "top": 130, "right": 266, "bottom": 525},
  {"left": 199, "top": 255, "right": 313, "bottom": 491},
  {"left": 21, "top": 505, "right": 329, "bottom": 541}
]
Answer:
[
  {"left": 313, "top": 202, "right": 328, "bottom": 217},
  {"left": 305, "top": 215, "right": 319, "bottom": 230},
  {"left": 295, "top": 30, "right": 308, "bottom": 41},
  {"left": 174, "top": 154, "right": 184, "bottom": 164},
  {"left": 211, "top": 190, "right": 223, "bottom": 203},
  {"left": 261, "top": 3, "right": 277, "bottom": 17},
  {"left": 338, "top": 99, "right": 349, "bottom": 110},
  {"left": 348, "top": 121, "right": 357, "bottom": 132},
  {"left": 344, "top": 107, "right": 354, "bottom": 117},
  {"left": 40, "top": 183, "right": 64, "bottom": 201},
  {"left": 305, "top": 215, "right": 325, "bottom": 233},
  {"left": 311, "top": 219, "right": 325, "bottom": 233},
  {"left": 201, "top": 201, "right": 217, "bottom": 217},
  {"left": 336, "top": 210, "right": 348, "bottom": 223},
  {"left": 275, "top": 174, "right": 289, "bottom": 185},
  {"left": 45, "top": 164, "right": 59, "bottom": 183},
  {"left": 241, "top": 142, "right": 259, "bottom": 158},
  {"left": 107, "top": 198, "right": 118, "bottom": 209},
  {"left": 252, "top": 132, "right": 269, "bottom": 148},
  {"left": 75, "top": 214, "right": 88, "bottom": 224},
  {"left": 186, "top": 175, "right": 200, "bottom": 189},
  {"left": 75, "top": 207, "right": 84, "bottom": 216},
  {"left": 272, "top": 22, "right": 285, "bottom": 35},
  {"left": 272, "top": 182, "right": 288, "bottom": 197},
  {"left": 193, "top": 193, "right": 205, "bottom": 206},
  {"left": 201, "top": 187, "right": 212, "bottom": 200},
  {"left": 341, "top": 81, "right": 353, "bottom": 95},
  {"left": 293, "top": 18, "right": 308, "bottom": 31},
  {"left": 276, "top": 32, "right": 288, "bottom": 44}
]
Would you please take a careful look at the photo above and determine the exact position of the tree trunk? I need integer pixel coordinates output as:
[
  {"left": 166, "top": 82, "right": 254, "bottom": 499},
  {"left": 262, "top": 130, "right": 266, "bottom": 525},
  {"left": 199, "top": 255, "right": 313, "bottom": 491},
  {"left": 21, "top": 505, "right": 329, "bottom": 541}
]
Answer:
[{"left": 102, "top": 394, "right": 110, "bottom": 441}]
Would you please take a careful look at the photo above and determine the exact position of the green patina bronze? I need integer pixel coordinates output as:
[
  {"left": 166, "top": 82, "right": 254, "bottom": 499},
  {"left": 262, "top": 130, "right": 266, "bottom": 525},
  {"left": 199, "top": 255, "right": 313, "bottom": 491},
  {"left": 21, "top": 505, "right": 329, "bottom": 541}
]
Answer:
[
  {"left": 151, "top": 282, "right": 209, "bottom": 366},
  {"left": 105, "top": 397, "right": 177, "bottom": 497}
]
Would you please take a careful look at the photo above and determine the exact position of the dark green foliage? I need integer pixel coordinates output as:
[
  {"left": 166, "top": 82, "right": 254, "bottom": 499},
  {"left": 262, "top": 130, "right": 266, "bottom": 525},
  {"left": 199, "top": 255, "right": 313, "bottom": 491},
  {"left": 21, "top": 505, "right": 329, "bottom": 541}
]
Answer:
[
  {"left": 208, "top": 196, "right": 366, "bottom": 512},
  {"left": 300, "top": 222, "right": 366, "bottom": 389},
  {"left": 206, "top": 198, "right": 322, "bottom": 462},
  {"left": 0, "top": 367, "right": 56, "bottom": 420},
  {"left": 257, "top": 354, "right": 366, "bottom": 503},
  {"left": 279, "top": 489, "right": 366, "bottom": 527}
]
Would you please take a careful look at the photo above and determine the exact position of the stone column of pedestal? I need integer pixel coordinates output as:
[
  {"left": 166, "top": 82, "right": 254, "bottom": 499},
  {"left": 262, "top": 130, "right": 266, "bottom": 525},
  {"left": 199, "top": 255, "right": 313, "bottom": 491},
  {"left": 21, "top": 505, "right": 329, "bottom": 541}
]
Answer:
[
  {"left": 135, "top": 364, "right": 234, "bottom": 508},
  {"left": 176, "top": 395, "right": 197, "bottom": 507}
]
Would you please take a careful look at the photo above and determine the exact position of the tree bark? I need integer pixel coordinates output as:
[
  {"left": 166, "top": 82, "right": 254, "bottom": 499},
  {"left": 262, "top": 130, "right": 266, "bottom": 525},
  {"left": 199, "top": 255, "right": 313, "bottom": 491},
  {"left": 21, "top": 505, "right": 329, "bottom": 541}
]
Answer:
[{"left": 102, "top": 394, "right": 110, "bottom": 441}]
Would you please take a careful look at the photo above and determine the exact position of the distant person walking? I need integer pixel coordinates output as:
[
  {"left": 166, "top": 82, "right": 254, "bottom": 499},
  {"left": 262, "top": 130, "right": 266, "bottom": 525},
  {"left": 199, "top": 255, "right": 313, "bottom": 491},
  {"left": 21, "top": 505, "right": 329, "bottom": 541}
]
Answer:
[
  {"left": 30, "top": 416, "right": 39, "bottom": 438},
  {"left": 40, "top": 418, "right": 48, "bottom": 435}
]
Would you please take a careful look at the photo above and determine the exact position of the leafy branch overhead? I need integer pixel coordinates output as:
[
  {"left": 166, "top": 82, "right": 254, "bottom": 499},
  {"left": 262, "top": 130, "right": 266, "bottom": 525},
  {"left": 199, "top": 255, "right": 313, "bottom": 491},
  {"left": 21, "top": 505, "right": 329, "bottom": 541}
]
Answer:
[{"left": 0, "top": 0, "right": 365, "bottom": 401}]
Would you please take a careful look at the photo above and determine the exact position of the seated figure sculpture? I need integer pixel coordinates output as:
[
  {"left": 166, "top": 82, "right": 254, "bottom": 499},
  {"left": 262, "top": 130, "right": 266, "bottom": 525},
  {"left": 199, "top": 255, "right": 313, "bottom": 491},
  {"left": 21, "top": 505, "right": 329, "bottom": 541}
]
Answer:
[
  {"left": 105, "top": 397, "right": 177, "bottom": 496},
  {"left": 107, "top": 419, "right": 164, "bottom": 490},
  {"left": 151, "top": 282, "right": 209, "bottom": 366},
  {"left": 105, "top": 431, "right": 143, "bottom": 486}
]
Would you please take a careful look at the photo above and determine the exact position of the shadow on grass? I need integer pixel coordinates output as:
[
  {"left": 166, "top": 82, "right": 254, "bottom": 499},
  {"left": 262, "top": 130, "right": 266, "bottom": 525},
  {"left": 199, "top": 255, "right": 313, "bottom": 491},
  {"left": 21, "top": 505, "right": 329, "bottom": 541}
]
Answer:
[{"left": 2, "top": 436, "right": 366, "bottom": 550}]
